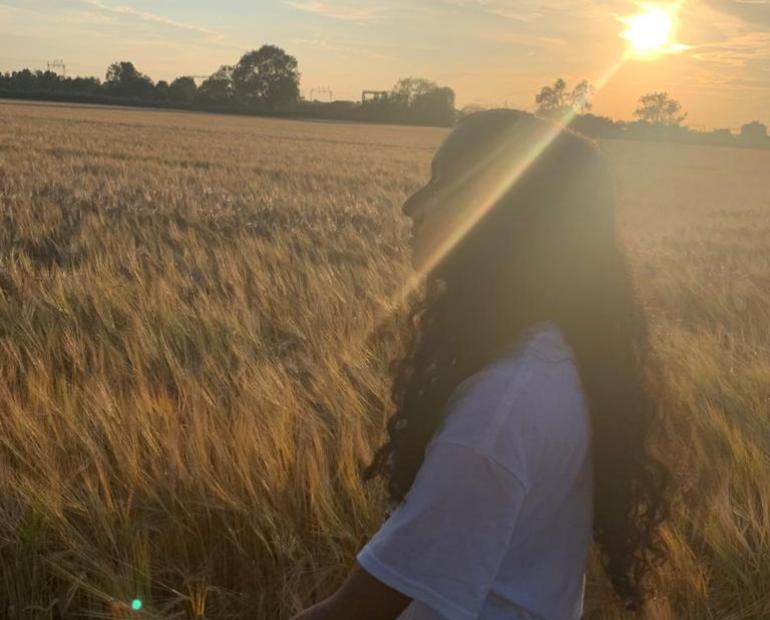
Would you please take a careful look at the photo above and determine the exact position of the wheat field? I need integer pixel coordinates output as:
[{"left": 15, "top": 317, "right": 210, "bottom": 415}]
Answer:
[{"left": 0, "top": 100, "right": 768, "bottom": 619}]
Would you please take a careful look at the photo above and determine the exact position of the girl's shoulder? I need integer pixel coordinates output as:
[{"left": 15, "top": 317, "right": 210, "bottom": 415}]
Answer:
[{"left": 429, "top": 322, "right": 589, "bottom": 490}]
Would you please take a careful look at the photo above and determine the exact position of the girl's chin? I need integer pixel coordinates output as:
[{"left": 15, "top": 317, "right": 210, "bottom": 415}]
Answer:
[
  {"left": 409, "top": 248, "right": 430, "bottom": 273},
  {"left": 409, "top": 235, "right": 441, "bottom": 273},
  {"left": 409, "top": 250, "right": 422, "bottom": 271}
]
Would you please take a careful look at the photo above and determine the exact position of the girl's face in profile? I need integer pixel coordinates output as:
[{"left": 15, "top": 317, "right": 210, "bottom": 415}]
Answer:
[
  {"left": 401, "top": 129, "right": 481, "bottom": 274},
  {"left": 402, "top": 151, "right": 446, "bottom": 273},
  {"left": 401, "top": 123, "right": 511, "bottom": 274}
]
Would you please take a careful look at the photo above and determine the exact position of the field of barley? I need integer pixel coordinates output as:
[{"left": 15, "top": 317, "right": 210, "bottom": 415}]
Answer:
[{"left": 0, "top": 99, "right": 768, "bottom": 619}]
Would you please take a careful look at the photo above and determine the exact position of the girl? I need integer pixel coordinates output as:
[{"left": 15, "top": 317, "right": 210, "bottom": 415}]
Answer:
[{"left": 292, "top": 110, "right": 670, "bottom": 620}]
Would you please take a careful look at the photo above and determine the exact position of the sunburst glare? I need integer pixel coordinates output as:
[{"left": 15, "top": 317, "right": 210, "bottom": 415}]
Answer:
[{"left": 620, "top": 3, "right": 688, "bottom": 58}]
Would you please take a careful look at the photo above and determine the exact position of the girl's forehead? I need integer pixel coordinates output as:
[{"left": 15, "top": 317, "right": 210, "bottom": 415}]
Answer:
[{"left": 435, "top": 117, "right": 520, "bottom": 167}]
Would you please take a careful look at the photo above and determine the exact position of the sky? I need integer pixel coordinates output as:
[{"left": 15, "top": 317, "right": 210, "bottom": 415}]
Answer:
[{"left": 0, "top": 0, "right": 768, "bottom": 129}]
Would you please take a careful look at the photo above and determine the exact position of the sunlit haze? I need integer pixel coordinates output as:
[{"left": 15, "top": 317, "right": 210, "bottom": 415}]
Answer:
[{"left": 1, "top": 0, "right": 768, "bottom": 128}]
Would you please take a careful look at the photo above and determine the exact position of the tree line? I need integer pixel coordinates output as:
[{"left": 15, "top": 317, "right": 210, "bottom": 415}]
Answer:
[
  {"left": 0, "top": 46, "right": 301, "bottom": 112},
  {"left": 528, "top": 78, "right": 768, "bottom": 149},
  {"left": 0, "top": 45, "right": 455, "bottom": 127},
  {"left": 1, "top": 45, "right": 768, "bottom": 148}
]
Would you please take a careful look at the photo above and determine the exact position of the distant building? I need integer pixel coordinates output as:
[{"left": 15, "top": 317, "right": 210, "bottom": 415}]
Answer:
[{"left": 361, "top": 90, "right": 390, "bottom": 104}]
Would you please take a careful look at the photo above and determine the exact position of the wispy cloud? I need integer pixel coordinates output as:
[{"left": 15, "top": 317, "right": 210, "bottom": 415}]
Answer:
[
  {"left": 80, "top": 0, "right": 224, "bottom": 41},
  {"left": 293, "top": 37, "right": 389, "bottom": 59},
  {"left": 446, "top": 0, "right": 598, "bottom": 21},
  {"left": 285, "top": 1, "right": 388, "bottom": 22},
  {"left": 704, "top": 0, "right": 770, "bottom": 26},
  {"left": 692, "top": 31, "right": 770, "bottom": 66},
  {"left": 463, "top": 1, "right": 543, "bottom": 21},
  {"left": 682, "top": 0, "right": 770, "bottom": 68}
]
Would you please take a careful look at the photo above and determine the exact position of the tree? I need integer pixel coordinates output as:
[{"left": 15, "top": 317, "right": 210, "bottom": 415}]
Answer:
[
  {"left": 30, "top": 70, "right": 62, "bottom": 91},
  {"left": 633, "top": 92, "right": 687, "bottom": 125},
  {"left": 196, "top": 65, "right": 234, "bottom": 105},
  {"left": 570, "top": 80, "right": 594, "bottom": 114},
  {"left": 155, "top": 80, "right": 170, "bottom": 101},
  {"left": 535, "top": 78, "right": 594, "bottom": 118},
  {"left": 7, "top": 69, "right": 36, "bottom": 91},
  {"left": 105, "top": 61, "right": 154, "bottom": 99},
  {"left": 740, "top": 121, "right": 768, "bottom": 145},
  {"left": 386, "top": 77, "right": 457, "bottom": 126},
  {"left": 231, "top": 45, "right": 300, "bottom": 110},
  {"left": 391, "top": 77, "right": 438, "bottom": 107},
  {"left": 68, "top": 76, "right": 101, "bottom": 94},
  {"left": 412, "top": 85, "right": 456, "bottom": 126},
  {"left": 168, "top": 76, "right": 198, "bottom": 105}
]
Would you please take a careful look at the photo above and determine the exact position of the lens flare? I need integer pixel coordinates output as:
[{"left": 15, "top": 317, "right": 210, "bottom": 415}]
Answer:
[{"left": 620, "top": 3, "right": 688, "bottom": 58}]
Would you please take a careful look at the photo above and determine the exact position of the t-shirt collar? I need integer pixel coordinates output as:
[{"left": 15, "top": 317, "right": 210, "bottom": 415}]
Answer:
[{"left": 500, "top": 320, "right": 574, "bottom": 363}]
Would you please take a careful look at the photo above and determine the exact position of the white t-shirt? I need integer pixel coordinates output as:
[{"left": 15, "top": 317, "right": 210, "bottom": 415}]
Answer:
[{"left": 357, "top": 321, "right": 593, "bottom": 620}]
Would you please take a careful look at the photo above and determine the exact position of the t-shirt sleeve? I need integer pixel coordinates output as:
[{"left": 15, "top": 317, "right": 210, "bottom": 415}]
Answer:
[{"left": 356, "top": 440, "right": 527, "bottom": 620}]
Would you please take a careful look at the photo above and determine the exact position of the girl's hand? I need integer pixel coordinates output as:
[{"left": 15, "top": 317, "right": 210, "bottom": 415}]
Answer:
[{"left": 290, "top": 562, "right": 410, "bottom": 620}]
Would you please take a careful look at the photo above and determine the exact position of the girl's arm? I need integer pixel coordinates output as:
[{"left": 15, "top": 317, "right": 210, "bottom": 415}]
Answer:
[{"left": 290, "top": 562, "right": 411, "bottom": 620}]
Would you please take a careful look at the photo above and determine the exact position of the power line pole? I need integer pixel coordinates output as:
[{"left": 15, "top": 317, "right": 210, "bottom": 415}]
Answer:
[
  {"left": 309, "top": 86, "right": 333, "bottom": 102},
  {"left": 47, "top": 59, "right": 66, "bottom": 77}
]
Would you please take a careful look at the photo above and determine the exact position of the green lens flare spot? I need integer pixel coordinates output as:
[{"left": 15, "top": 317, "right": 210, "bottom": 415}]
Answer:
[{"left": 131, "top": 599, "right": 143, "bottom": 611}]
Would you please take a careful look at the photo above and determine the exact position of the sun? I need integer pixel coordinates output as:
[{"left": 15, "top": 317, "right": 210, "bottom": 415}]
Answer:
[{"left": 620, "top": 4, "right": 687, "bottom": 58}]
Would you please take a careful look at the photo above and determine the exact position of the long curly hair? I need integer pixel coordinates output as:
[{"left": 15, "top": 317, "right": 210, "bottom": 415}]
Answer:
[{"left": 364, "top": 110, "right": 671, "bottom": 610}]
